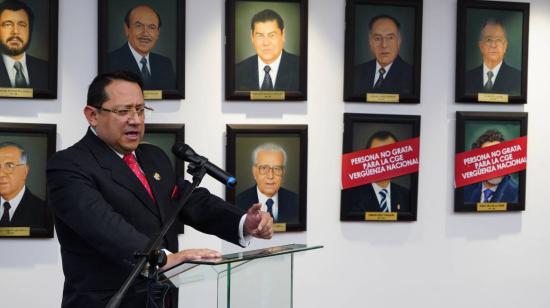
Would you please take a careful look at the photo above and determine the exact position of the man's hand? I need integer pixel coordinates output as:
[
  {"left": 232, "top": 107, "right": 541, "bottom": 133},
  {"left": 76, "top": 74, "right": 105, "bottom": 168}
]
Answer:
[
  {"left": 244, "top": 203, "right": 274, "bottom": 239},
  {"left": 161, "top": 249, "right": 221, "bottom": 271}
]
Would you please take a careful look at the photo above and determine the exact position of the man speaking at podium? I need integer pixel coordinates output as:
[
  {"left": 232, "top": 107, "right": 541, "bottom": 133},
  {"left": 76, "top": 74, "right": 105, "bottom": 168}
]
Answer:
[{"left": 47, "top": 71, "right": 273, "bottom": 308}]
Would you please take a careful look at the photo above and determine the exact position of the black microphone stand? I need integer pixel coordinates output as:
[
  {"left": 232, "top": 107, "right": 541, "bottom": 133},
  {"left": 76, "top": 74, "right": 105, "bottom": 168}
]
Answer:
[{"left": 106, "top": 162, "right": 208, "bottom": 308}]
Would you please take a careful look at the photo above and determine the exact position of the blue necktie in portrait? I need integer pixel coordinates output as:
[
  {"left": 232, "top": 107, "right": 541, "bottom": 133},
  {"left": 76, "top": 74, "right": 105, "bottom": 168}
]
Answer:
[
  {"left": 261, "top": 65, "right": 273, "bottom": 90},
  {"left": 482, "top": 189, "right": 494, "bottom": 202},
  {"left": 1, "top": 201, "right": 10, "bottom": 223},
  {"left": 379, "top": 189, "right": 389, "bottom": 212},
  {"left": 266, "top": 198, "right": 274, "bottom": 218}
]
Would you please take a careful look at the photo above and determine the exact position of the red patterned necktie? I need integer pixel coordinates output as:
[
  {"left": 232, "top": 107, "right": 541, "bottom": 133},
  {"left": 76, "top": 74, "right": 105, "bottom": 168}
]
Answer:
[{"left": 123, "top": 153, "right": 155, "bottom": 202}]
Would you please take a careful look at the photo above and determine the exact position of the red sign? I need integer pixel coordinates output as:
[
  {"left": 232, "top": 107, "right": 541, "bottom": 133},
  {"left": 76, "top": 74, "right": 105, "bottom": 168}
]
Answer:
[
  {"left": 341, "top": 137, "right": 420, "bottom": 189},
  {"left": 455, "top": 136, "right": 527, "bottom": 188}
]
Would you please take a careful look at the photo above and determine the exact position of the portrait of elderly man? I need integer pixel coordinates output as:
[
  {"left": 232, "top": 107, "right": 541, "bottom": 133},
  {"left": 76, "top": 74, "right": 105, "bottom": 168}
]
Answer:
[
  {"left": 0, "top": 0, "right": 48, "bottom": 89},
  {"left": 465, "top": 19, "right": 521, "bottom": 96},
  {"left": 236, "top": 143, "right": 299, "bottom": 223},
  {"left": 352, "top": 14, "right": 413, "bottom": 96},
  {"left": 463, "top": 129, "right": 519, "bottom": 203},
  {"left": 235, "top": 9, "right": 299, "bottom": 92},
  {"left": 107, "top": 4, "right": 176, "bottom": 90},
  {"left": 0, "top": 142, "right": 49, "bottom": 230},
  {"left": 345, "top": 131, "right": 410, "bottom": 213}
]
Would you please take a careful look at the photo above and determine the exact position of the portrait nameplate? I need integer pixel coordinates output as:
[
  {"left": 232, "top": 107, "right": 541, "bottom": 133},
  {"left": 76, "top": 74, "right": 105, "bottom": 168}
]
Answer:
[
  {"left": 0, "top": 88, "right": 33, "bottom": 98},
  {"left": 250, "top": 91, "right": 285, "bottom": 100},
  {"left": 366, "top": 93, "right": 399, "bottom": 103},
  {"left": 364, "top": 212, "right": 397, "bottom": 221},
  {"left": 477, "top": 202, "right": 507, "bottom": 211}
]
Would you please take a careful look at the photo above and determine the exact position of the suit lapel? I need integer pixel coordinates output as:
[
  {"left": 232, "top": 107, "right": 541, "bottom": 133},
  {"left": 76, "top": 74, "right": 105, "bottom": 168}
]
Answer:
[
  {"left": 10, "top": 188, "right": 30, "bottom": 224},
  {"left": 83, "top": 130, "right": 160, "bottom": 218},
  {"left": 0, "top": 57, "right": 11, "bottom": 86},
  {"left": 123, "top": 44, "right": 142, "bottom": 73}
]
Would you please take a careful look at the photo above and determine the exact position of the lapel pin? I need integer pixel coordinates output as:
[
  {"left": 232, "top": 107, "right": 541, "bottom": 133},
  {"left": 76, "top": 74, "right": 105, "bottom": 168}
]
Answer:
[
  {"left": 154, "top": 172, "right": 161, "bottom": 181},
  {"left": 397, "top": 204, "right": 401, "bottom": 210}
]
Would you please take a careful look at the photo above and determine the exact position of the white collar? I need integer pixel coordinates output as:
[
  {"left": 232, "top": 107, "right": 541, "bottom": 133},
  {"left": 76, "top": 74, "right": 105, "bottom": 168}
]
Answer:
[
  {"left": 128, "top": 42, "right": 150, "bottom": 65},
  {"left": 1, "top": 185, "right": 26, "bottom": 206}
]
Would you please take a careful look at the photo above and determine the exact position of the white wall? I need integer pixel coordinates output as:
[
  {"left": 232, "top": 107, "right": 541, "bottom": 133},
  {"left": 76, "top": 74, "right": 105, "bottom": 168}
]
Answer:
[{"left": 2, "top": 0, "right": 550, "bottom": 307}]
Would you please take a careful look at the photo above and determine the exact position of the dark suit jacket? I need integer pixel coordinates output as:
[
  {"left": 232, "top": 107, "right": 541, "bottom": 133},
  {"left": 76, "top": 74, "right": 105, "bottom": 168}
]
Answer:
[
  {"left": 47, "top": 128, "right": 245, "bottom": 308},
  {"left": 0, "top": 54, "right": 48, "bottom": 89},
  {"left": 463, "top": 175, "right": 519, "bottom": 203},
  {"left": 352, "top": 56, "right": 413, "bottom": 96},
  {"left": 235, "top": 50, "right": 300, "bottom": 91},
  {"left": 343, "top": 182, "right": 410, "bottom": 213},
  {"left": 107, "top": 43, "right": 176, "bottom": 90},
  {"left": 465, "top": 62, "right": 521, "bottom": 96},
  {"left": 235, "top": 185, "right": 299, "bottom": 224},
  {"left": 0, "top": 188, "right": 51, "bottom": 236}
]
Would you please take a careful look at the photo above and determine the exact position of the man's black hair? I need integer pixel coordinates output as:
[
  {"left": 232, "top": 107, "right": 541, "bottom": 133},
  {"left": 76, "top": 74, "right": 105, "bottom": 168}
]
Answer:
[
  {"left": 366, "top": 131, "right": 398, "bottom": 149},
  {"left": 472, "top": 129, "right": 505, "bottom": 149},
  {"left": 250, "top": 9, "right": 284, "bottom": 31},
  {"left": 87, "top": 71, "right": 143, "bottom": 108},
  {"left": 0, "top": 0, "right": 35, "bottom": 36}
]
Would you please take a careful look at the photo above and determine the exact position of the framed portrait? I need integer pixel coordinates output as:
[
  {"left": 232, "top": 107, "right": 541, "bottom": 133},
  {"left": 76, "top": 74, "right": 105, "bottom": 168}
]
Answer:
[
  {"left": 343, "top": 0, "right": 422, "bottom": 103},
  {"left": 143, "top": 124, "right": 185, "bottom": 176},
  {"left": 225, "top": 0, "right": 308, "bottom": 101},
  {"left": 98, "top": 0, "right": 185, "bottom": 100},
  {"left": 0, "top": 122, "right": 56, "bottom": 238},
  {"left": 455, "top": 0, "right": 529, "bottom": 104},
  {"left": 340, "top": 113, "right": 420, "bottom": 221},
  {"left": 454, "top": 112, "right": 527, "bottom": 212},
  {"left": 0, "top": 0, "right": 58, "bottom": 99},
  {"left": 226, "top": 124, "right": 307, "bottom": 232}
]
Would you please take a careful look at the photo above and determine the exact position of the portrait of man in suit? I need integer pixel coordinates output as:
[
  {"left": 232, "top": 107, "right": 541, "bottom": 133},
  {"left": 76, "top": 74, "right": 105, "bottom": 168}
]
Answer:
[
  {"left": 345, "top": 131, "right": 411, "bottom": 213},
  {"left": 107, "top": 4, "right": 176, "bottom": 90},
  {"left": 352, "top": 14, "right": 413, "bottom": 96},
  {"left": 236, "top": 143, "right": 299, "bottom": 224},
  {"left": 465, "top": 19, "right": 521, "bottom": 96},
  {"left": 0, "top": 0, "right": 48, "bottom": 89},
  {"left": 235, "top": 9, "right": 299, "bottom": 92},
  {"left": 0, "top": 142, "right": 49, "bottom": 232},
  {"left": 463, "top": 129, "right": 518, "bottom": 203}
]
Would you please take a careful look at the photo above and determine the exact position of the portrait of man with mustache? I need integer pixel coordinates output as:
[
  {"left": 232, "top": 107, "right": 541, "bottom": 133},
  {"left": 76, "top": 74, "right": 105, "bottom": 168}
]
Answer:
[
  {"left": 107, "top": 4, "right": 176, "bottom": 90},
  {"left": 0, "top": 0, "right": 48, "bottom": 89}
]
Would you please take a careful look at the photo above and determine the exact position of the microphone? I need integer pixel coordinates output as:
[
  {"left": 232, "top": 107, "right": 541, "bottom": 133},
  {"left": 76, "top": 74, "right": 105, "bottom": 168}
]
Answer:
[{"left": 172, "top": 142, "right": 237, "bottom": 188}]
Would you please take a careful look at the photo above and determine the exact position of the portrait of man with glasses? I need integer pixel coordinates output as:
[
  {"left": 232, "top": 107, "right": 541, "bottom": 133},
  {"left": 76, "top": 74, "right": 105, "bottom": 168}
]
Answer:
[
  {"left": 0, "top": 141, "right": 50, "bottom": 231},
  {"left": 236, "top": 143, "right": 299, "bottom": 224},
  {"left": 465, "top": 19, "right": 521, "bottom": 96}
]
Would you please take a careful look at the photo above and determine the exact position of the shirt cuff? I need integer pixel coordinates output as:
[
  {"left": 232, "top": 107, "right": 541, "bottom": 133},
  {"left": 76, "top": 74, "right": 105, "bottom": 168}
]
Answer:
[{"left": 238, "top": 214, "right": 252, "bottom": 247}]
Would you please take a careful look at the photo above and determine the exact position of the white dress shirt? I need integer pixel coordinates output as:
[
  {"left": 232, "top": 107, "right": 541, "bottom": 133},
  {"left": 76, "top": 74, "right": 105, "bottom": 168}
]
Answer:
[
  {"left": 483, "top": 61, "right": 503, "bottom": 85},
  {"left": 257, "top": 53, "right": 282, "bottom": 88},
  {"left": 373, "top": 61, "right": 394, "bottom": 87},
  {"left": 1, "top": 185, "right": 26, "bottom": 221},
  {"left": 372, "top": 182, "right": 392, "bottom": 212},
  {"left": 256, "top": 187, "right": 279, "bottom": 220},
  {"left": 2, "top": 53, "right": 30, "bottom": 87},
  {"left": 128, "top": 43, "right": 151, "bottom": 73}
]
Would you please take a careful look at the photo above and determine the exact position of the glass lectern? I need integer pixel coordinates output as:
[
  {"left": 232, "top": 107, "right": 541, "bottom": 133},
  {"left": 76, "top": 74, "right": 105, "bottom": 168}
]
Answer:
[{"left": 161, "top": 244, "right": 322, "bottom": 308}]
